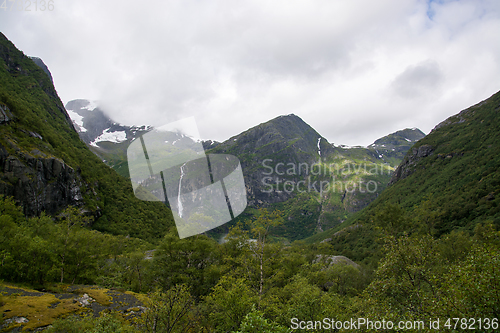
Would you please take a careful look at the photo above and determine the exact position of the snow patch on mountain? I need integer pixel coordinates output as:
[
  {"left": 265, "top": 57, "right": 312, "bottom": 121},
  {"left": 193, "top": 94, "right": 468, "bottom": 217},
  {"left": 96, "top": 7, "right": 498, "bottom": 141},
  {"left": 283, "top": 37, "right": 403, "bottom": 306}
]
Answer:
[
  {"left": 90, "top": 129, "right": 127, "bottom": 147},
  {"left": 67, "top": 110, "right": 87, "bottom": 132}
]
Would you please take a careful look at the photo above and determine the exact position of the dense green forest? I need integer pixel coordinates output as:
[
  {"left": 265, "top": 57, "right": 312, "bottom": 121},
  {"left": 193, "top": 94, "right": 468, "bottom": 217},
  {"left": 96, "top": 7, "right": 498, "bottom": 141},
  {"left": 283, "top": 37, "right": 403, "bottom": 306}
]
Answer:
[{"left": 1, "top": 197, "right": 499, "bottom": 332}]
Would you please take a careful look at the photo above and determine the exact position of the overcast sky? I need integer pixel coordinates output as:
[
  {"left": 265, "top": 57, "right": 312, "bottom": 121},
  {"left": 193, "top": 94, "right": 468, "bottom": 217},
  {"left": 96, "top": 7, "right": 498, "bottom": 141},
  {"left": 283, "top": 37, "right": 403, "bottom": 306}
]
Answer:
[{"left": 1, "top": 0, "right": 500, "bottom": 146}]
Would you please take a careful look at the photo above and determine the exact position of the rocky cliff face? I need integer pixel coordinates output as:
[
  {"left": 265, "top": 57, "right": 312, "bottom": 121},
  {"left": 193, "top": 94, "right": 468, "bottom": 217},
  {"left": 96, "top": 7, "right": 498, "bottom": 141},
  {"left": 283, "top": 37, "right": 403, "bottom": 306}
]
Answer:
[
  {"left": 0, "top": 143, "right": 88, "bottom": 216},
  {"left": 389, "top": 144, "right": 434, "bottom": 185}
]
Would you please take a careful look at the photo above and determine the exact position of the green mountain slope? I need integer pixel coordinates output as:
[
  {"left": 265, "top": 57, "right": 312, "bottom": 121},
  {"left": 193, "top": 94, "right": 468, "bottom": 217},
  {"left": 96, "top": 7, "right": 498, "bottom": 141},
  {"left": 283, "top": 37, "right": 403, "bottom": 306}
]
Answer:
[
  {"left": 63, "top": 91, "right": 424, "bottom": 241},
  {"left": 0, "top": 33, "right": 174, "bottom": 241},
  {"left": 385, "top": 92, "right": 500, "bottom": 233},
  {"left": 207, "top": 115, "right": 424, "bottom": 240},
  {"left": 308, "top": 90, "right": 500, "bottom": 264}
]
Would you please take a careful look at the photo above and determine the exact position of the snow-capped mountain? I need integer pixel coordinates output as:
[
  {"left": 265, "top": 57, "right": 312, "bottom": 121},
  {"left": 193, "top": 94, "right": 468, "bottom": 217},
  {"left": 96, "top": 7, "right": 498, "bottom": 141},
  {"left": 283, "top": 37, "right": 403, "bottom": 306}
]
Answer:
[
  {"left": 65, "top": 99, "right": 151, "bottom": 147},
  {"left": 65, "top": 99, "right": 152, "bottom": 177}
]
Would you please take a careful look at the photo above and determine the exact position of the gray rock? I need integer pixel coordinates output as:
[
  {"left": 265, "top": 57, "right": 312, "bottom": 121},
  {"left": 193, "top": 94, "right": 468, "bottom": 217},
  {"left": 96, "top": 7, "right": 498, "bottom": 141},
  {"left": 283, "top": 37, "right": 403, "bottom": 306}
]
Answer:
[
  {"left": 0, "top": 142, "right": 93, "bottom": 217},
  {"left": 313, "top": 254, "right": 360, "bottom": 269},
  {"left": 0, "top": 104, "right": 13, "bottom": 124},
  {"left": 75, "top": 293, "right": 95, "bottom": 307},
  {"left": 389, "top": 144, "right": 434, "bottom": 185},
  {"left": 2, "top": 316, "right": 29, "bottom": 329}
]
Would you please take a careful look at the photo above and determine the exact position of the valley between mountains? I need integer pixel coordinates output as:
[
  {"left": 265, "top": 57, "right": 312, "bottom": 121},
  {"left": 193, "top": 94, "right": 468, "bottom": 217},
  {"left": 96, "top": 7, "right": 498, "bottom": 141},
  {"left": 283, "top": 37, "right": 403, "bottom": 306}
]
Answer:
[
  {"left": 66, "top": 98, "right": 425, "bottom": 241},
  {"left": 1, "top": 32, "right": 499, "bottom": 332}
]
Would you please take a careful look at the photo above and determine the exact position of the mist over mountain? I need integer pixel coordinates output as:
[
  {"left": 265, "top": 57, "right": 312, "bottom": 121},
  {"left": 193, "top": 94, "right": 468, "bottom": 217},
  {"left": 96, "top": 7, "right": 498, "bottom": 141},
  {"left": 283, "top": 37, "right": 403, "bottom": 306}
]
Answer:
[{"left": 65, "top": 99, "right": 151, "bottom": 148}]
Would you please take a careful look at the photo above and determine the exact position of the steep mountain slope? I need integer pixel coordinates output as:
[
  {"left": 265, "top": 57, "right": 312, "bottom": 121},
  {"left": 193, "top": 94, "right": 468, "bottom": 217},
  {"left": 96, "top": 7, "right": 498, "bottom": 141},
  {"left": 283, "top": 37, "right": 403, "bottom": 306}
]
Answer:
[
  {"left": 385, "top": 91, "right": 500, "bottom": 233},
  {"left": 0, "top": 33, "right": 173, "bottom": 241},
  {"left": 29, "top": 56, "right": 53, "bottom": 84},
  {"left": 309, "top": 90, "right": 500, "bottom": 263}
]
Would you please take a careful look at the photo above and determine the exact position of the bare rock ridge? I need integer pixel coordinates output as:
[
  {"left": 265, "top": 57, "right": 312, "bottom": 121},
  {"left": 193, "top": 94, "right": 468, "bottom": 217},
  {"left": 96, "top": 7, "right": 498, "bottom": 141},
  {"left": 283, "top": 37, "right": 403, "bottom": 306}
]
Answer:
[
  {"left": 29, "top": 56, "right": 54, "bottom": 84},
  {"left": 389, "top": 144, "right": 434, "bottom": 185}
]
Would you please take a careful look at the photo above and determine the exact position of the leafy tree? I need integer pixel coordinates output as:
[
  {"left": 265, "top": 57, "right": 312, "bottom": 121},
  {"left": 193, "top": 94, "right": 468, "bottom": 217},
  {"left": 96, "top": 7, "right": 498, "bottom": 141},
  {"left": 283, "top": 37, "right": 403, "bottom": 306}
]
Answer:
[
  {"left": 437, "top": 244, "right": 500, "bottom": 319},
  {"left": 91, "top": 313, "right": 139, "bottom": 333},
  {"left": 0, "top": 195, "right": 24, "bottom": 224},
  {"left": 248, "top": 209, "right": 283, "bottom": 306},
  {"left": 140, "top": 285, "right": 197, "bottom": 333},
  {"left": 225, "top": 209, "right": 284, "bottom": 307},
  {"left": 152, "top": 229, "right": 221, "bottom": 297},
  {"left": 203, "top": 275, "right": 257, "bottom": 332},
  {"left": 372, "top": 203, "right": 410, "bottom": 239},
  {"left": 277, "top": 274, "right": 343, "bottom": 327},
  {"left": 413, "top": 196, "right": 443, "bottom": 237},
  {"left": 54, "top": 207, "right": 90, "bottom": 283},
  {"left": 233, "top": 306, "right": 290, "bottom": 333},
  {"left": 307, "top": 259, "right": 367, "bottom": 297},
  {"left": 363, "top": 234, "right": 442, "bottom": 319}
]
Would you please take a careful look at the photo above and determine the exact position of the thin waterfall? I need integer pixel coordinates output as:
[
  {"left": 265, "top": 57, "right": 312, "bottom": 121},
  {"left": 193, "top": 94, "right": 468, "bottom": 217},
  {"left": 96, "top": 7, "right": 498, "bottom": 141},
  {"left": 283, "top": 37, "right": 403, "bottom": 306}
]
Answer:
[{"left": 178, "top": 162, "right": 187, "bottom": 218}]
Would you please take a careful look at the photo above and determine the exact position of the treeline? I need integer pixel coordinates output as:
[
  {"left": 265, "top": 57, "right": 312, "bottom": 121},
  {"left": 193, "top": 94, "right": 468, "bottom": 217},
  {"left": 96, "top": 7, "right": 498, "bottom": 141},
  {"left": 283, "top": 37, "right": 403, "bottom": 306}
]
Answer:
[
  {"left": 1, "top": 195, "right": 499, "bottom": 332},
  {"left": 0, "top": 196, "right": 150, "bottom": 287}
]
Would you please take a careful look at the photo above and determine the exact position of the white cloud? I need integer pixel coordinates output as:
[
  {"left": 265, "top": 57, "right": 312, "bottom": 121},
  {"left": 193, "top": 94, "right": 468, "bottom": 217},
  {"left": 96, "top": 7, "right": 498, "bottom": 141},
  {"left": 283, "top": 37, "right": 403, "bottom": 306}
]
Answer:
[{"left": 1, "top": 0, "right": 500, "bottom": 146}]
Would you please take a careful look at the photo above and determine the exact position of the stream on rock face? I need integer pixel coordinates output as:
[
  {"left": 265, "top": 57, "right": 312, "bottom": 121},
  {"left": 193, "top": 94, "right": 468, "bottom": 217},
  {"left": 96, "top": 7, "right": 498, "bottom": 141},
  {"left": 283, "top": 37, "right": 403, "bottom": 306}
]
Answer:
[{"left": 177, "top": 162, "right": 187, "bottom": 218}]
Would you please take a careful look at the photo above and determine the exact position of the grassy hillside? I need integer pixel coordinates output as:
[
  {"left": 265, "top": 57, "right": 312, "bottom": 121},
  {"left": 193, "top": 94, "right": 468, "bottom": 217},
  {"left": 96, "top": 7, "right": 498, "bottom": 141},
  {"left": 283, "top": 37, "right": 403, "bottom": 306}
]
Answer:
[
  {"left": 0, "top": 33, "right": 174, "bottom": 241},
  {"left": 376, "top": 90, "right": 500, "bottom": 233},
  {"left": 306, "top": 90, "right": 500, "bottom": 265}
]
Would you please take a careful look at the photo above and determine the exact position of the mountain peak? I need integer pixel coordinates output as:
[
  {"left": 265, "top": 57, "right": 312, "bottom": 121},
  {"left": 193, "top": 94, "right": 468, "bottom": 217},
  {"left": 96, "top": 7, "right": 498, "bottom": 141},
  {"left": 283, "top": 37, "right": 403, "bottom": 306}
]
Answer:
[
  {"left": 259, "top": 113, "right": 321, "bottom": 142},
  {"left": 372, "top": 128, "right": 425, "bottom": 146},
  {"left": 366, "top": 128, "right": 426, "bottom": 167},
  {"left": 65, "top": 99, "right": 151, "bottom": 148},
  {"left": 211, "top": 113, "right": 323, "bottom": 158}
]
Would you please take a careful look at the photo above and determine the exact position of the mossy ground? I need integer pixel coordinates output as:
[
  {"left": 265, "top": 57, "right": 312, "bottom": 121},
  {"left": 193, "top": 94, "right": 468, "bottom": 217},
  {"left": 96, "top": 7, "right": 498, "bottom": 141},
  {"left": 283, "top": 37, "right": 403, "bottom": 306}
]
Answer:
[{"left": 0, "top": 282, "right": 146, "bottom": 332}]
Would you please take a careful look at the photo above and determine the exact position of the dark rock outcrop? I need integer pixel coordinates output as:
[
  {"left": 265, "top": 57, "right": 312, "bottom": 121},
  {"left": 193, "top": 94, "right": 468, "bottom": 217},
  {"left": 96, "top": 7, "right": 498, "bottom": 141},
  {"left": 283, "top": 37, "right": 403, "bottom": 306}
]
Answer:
[
  {"left": 389, "top": 144, "right": 434, "bottom": 185},
  {"left": 0, "top": 104, "right": 13, "bottom": 124},
  {"left": 0, "top": 143, "right": 91, "bottom": 216}
]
